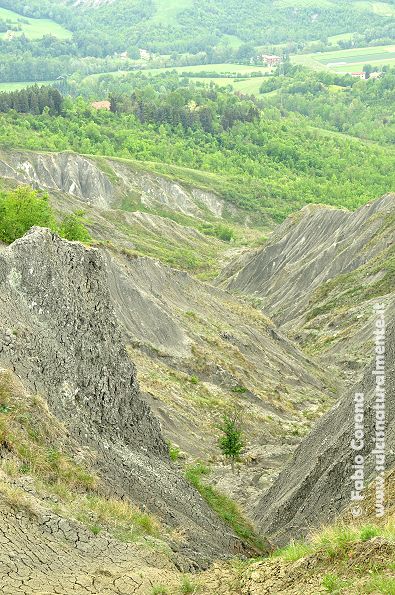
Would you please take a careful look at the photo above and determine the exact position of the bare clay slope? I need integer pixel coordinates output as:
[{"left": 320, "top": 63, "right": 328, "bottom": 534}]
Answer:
[
  {"left": 253, "top": 320, "right": 395, "bottom": 546},
  {"left": 0, "top": 151, "right": 114, "bottom": 209},
  {"left": 0, "top": 149, "right": 339, "bottom": 528},
  {"left": 220, "top": 194, "right": 395, "bottom": 370},
  {"left": 0, "top": 228, "right": 243, "bottom": 565},
  {"left": 0, "top": 149, "right": 244, "bottom": 222},
  {"left": 0, "top": 370, "right": 185, "bottom": 594}
]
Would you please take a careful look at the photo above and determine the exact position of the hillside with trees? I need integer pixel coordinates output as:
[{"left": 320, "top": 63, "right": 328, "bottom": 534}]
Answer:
[
  {"left": 0, "top": 81, "right": 393, "bottom": 224},
  {"left": 260, "top": 64, "right": 395, "bottom": 144}
]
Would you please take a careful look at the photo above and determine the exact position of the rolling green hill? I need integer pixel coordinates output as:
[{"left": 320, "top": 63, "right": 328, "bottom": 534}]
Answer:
[
  {"left": 80, "top": 64, "right": 271, "bottom": 97},
  {"left": 0, "top": 80, "right": 54, "bottom": 91},
  {"left": 1, "top": 0, "right": 394, "bottom": 55},
  {"left": 0, "top": 0, "right": 394, "bottom": 89}
]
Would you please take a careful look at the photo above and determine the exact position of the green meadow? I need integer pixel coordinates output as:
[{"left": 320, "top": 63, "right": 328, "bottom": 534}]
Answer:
[
  {"left": 0, "top": 81, "right": 54, "bottom": 92},
  {"left": 151, "top": 0, "right": 194, "bottom": 23},
  {"left": 182, "top": 76, "right": 269, "bottom": 95},
  {"left": 0, "top": 6, "right": 72, "bottom": 40}
]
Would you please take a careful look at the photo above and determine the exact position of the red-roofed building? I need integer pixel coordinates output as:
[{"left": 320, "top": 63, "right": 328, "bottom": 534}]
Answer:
[{"left": 91, "top": 100, "right": 111, "bottom": 111}]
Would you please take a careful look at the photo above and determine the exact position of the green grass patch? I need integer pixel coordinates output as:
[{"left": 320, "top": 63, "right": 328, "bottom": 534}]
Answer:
[
  {"left": 72, "top": 494, "right": 161, "bottom": 542},
  {"left": 102, "top": 207, "right": 225, "bottom": 280},
  {"left": 185, "top": 75, "right": 269, "bottom": 96},
  {"left": 353, "top": 1, "right": 395, "bottom": 16},
  {"left": 168, "top": 442, "right": 182, "bottom": 462},
  {"left": 151, "top": 0, "right": 193, "bottom": 24},
  {"left": 272, "top": 521, "right": 395, "bottom": 563},
  {"left": 0, "top": 374, "right": 96, "bottom": 490},
  {"left": 306, "top": 242, "right": 395, "bottom": 323},
  {"left": 151, "top": 586, "right": 169, "bottom": 595},
  {"left": 93, "top": 156, "right": 120, "bottom": 184},
  {"left": 292, "top": 43, "right": 395, "bottom": 72},
  {"left": 180, "top": 576, "right": 199, "bottom": 593},
  {"left": 271, "top": 540, "right": 312, "bottom": 561},
  {"left": 84, "top": 64, "right": 270, "bottom": 82},
  {"left": 365, "top": 574, "right": 395, "bottom": 594},
  {"left": 0, "top": 81, "right": 54, "bottom": 92},
  {"left": 185, "top": 462, "right": 268, "bottom": 553},
  {"left": 322, "top": 573, "right": 349, "bottom": 592}
]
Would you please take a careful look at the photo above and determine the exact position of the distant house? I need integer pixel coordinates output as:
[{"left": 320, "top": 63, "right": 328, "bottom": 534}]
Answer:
[
  {"left": 139, "top": 48, "right": 151, "bottom": 60},
  {"left": 350, "top": 72, "right": 366, "bottom": 80},
  {"left": 261, "top": 54, "right": 281, "bottom": 67},
  {"left": 91, "top": 100, "right": 111, "bottom": 111},
  {"left": 113, "top": 51, "right": 129, "bottom": 60}
]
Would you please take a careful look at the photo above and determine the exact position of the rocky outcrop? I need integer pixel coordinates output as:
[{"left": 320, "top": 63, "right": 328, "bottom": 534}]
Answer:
[
  {"left": 253, "top": 319, "right": 395, "bottom": 545},
  {"left": 0, "top": 227, "right": 158, "bottom": 449},
  {"left": 0, "top": 228, "right": 244, "bottom": 565}
]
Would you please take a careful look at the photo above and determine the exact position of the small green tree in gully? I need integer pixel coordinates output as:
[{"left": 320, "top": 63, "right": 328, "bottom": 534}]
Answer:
[{"left": 218, "top": 414, "right": 244, "bottom": 473}]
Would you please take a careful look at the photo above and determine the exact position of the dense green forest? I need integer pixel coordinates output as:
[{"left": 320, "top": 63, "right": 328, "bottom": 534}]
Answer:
[
  {"left": 109, "top": 84, "right": 260, "bottom": 132},
  {"left": 260, "top": 65, "right": 395, "bottom": 144},
  {"left": 0, "top": 82, "right": 393, "bottom": 224},
  {"left": 0, "top": 85, "right": 62, "bottom": 115},
  {"left": 57, "top": 65, "right": 395, "bottom": 145}
]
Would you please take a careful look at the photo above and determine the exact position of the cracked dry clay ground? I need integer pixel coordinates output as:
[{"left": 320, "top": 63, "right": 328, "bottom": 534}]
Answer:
[{"left": 0, "top": 497, "right": 182, "bottom": 594}]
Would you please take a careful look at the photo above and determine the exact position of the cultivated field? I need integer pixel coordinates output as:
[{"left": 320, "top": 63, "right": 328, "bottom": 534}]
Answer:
[
  {"left": 353, "top": 0, "right": 395, "bottom": 16},
  {"left": 86, "top": 63, "right": 271, "bottom": 79},
  {"left": 0, "top": 81, "right": 54, "bottom": 92},
  {"left": 0, "top": 7, "right": 72, "bottom": 40},
  {"left": 292, "top": 44, "right": 395, "bottom": 72}
]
